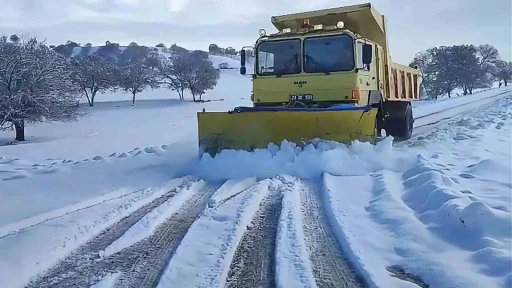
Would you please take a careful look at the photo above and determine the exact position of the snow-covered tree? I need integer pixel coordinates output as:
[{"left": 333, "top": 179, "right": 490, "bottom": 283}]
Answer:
[
  {"left": 9, "top": 34, "right": 19, "bottom": 43},
  {"left": 411, "top": 44, "right": 505, "bottom": 98},
  {"left": 493, "top": 60, "right": 512, "bottom": 86},
  {"left": 157, "top": 48, "right": 190, "bottom": 100},
  {"left": 185, "top": 51, "right": 220, "bottom": 102},
  {"left": 157, "top": 48, "right": 219, "bottom": 101},
  {"left": 69, "top": 54, "right": 118, "bottom": 106},
  {"left": 0, "top": 36, "right": 81, "bottom": 141},
  {"left": 117, "top": 56, "right": 160, "bottom": 105}
]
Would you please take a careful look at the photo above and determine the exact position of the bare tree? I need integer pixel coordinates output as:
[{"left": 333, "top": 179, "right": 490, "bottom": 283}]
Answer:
[
  {"left": 410, "top": 50, "right": 436, "bottom": 99},
  {"left": 0, "top": 36, "right": 82, "bottom": 141},
  {"left": 69, "top": 54, "right": 118, "bottom": 106},
  {"left": 470, "top": 44, "right": 500, "bottom": 93},
  {"left": 493, "top": 60, "right": 512, "bottom": 86},
  {"left": 476, "top": 44, "right": 500, "bottom": 66},
  {"left": 117, "top": 57, "right": 160, "bottom": 105},
  {"left": 157, "top": 49, "right": 220, "bottom": 102},
  {"left": 185, "top": 52, "right": 220, "bottom": 102},
  {"left": 157, "top": 51, "right": 191, "bottom": 100}
]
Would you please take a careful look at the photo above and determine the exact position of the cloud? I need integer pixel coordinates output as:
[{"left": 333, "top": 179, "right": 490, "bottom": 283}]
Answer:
[{"left": 0, "top": 0, "right": 510, "bottom": 63}]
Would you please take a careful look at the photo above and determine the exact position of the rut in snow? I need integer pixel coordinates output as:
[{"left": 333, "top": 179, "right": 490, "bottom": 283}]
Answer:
[
  {"left": 113, "top": 184, "right": 217, "bottom": 288},
  {"left": 300, "top": 181, "right": 367, "bottom": 288},
  {"left": 225, "top": 191, "right": 283, "bottom": 288},
  {"left": 25, "top": 180, "right": 212, "bottom": 288}
]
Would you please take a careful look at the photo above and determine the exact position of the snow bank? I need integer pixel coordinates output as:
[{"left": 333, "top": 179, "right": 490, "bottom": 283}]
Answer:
[
  {"left": 411, "top": 94, "right": 512, "bottom": 211},
  {"left": 0, "top": 142, "right": 198, "bottom": 226},
  {"left": 195, "top": 137, "right": 416, "bottom": 181},
  {"left": 323, "top": 167, "right": 510, "bottom": 288},
  {"left": 402, "top": 155, "right": 512, "bottom": 283},
  {"left": 317, "top": 95, "right": 512, "bottom": 288},
  {"left": 413, "top": 86, "right": 511, "bottom": 118}
]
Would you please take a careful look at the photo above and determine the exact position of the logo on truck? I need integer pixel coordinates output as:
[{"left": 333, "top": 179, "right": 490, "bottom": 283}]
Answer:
[{"left": 293, "top": 80, "right": 307, "bottom": 87}]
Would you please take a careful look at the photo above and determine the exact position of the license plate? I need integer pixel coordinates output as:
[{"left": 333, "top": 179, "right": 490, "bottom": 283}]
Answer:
[{"left": 290, "top": 94, "right": 313, "bottom": 101}]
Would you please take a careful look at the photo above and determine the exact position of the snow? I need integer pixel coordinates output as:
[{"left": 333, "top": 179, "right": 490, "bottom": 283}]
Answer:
[
  {"left": 90, "top": 272, "right": 122, "bottom": 288},
  {"left": 413, "top": 86, "right": 511, "bottom": 118},
  {"left": 157, "top": 178, "right": 271, "bottom": 287},
  {"left": 0, "top": 178, "right": 187, "bottom": 288},
  {"left": 102, "top": 179, "right": 205, "bottom": 257},
  {"left": 275, "top": 176, "right": 317, "bottom": 288},
  {"left": 0, "top": 144, "right": 196, "bottom": 225},
  {"left": 195, "top": 136, "right": 407, "bottom": 181},
  {"left": 0, "top": 69, "right": 252, "bottom": 162},
  {"left": 208, "top": 54, "right": 241, "bottom": 69},
  {"left": 321, "top": 95, "right": 512, "bottom": 288},
  {"left": 0, "top": 53, "right": 510, "bottom": 288}
]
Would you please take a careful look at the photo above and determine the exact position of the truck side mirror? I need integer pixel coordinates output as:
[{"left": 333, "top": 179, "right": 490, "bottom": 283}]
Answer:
[
  {"left": 240, "top": 49, "right": 246, "bottom": 75},
  {"left": 362, "top": 43, "right": 372, "bottom": 65},
  {"left": 240, "top": 49, "right": 246, "bottom": 67}
]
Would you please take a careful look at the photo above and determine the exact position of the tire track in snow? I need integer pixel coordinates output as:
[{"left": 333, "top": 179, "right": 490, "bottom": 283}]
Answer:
[
  {"left": 112, "top": 183, "right": 217, "bottom": 288},
  {"left": 25, "top": 178, "right": 200, "bottom": 288},
  {"left": 0, "top": 187, "right": 149, "bottom": 240},
  {"left": 224, "top": 189, "right": 283, "bottom": 288},
  {"left": 300, "top": 180, "right": 367, "bottom": 288},
  {"left": 274, "top": 176, "right": 317, "bottom": 288}
]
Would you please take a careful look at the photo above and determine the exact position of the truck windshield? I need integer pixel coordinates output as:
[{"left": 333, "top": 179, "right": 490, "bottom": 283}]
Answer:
[
  {"left": 303, "top": 34, "right": 355, "bottom": 73},
  {"left": 256, "top": 39, "right": 301, "bottom": 76}
]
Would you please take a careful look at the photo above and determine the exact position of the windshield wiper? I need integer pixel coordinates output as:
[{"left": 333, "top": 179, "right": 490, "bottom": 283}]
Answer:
[
  {"left": 305, "top": 54, "right": 331, "bottom": 75},
  {"left": 275, "top": 53, "right": 299, "bottom": 77}
]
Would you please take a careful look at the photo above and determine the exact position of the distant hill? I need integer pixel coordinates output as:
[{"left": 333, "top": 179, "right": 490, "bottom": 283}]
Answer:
[{"left": 50, "top": 42, "right": 244, "bottom": 70}]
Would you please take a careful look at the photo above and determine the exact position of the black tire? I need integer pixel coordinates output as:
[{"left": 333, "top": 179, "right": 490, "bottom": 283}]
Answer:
[{"left": 384, "top": 103, "right": 413, "bottom": 141}]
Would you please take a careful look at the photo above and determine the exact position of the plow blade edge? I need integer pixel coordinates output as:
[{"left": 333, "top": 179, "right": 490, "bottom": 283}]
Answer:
[{"left": 197, "top": 106, "right": 378, "bottom": 156}]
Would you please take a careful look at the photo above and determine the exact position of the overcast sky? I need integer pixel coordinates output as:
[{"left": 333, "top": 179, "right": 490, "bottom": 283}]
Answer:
[{"left": 1, "top": 0, "right": 510, "bottom": 64}]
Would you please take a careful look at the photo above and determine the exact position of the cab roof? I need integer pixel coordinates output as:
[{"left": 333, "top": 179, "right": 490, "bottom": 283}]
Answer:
[{"left": 270, "top": 3, "right": 388, "bottom": 52}]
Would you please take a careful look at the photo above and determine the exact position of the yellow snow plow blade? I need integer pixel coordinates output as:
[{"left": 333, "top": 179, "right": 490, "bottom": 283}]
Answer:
[{"left": 197, "top": 105, "right": 378, "bottom": 156}]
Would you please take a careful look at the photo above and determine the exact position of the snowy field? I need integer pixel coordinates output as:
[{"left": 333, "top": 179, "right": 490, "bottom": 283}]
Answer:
[{"left": 0, "top": 55, "right": 511, "bottom": 288}]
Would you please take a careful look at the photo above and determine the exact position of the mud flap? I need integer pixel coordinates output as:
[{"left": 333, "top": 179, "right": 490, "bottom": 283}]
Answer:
[{"left": 197, "top": 105, "right": 378, "bottom": 156}]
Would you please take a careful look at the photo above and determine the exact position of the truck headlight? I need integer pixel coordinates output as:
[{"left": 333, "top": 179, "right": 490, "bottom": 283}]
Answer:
[{"left": 258, "top": 29, "right": 266, "bottom": 37}]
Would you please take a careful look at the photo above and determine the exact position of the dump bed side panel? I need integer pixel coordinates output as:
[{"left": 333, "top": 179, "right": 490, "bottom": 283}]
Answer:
[{"left": 385, "top": 62, "right": 421, "bottom": 101}]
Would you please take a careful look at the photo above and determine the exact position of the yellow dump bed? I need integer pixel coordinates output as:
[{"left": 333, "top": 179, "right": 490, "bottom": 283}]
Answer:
[{"left": 388, "top": 63, "right": 421, "bottom": 100}]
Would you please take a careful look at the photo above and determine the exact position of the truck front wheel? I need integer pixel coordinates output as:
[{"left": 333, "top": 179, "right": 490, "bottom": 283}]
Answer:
[{"left": 382, "top": 101, "right": 413, "bottom": 141}]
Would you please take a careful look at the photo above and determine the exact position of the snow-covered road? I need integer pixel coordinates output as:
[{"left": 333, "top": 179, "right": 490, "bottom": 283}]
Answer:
[{"left": 0, "top": 87, "right": 510, "bottom": 288}]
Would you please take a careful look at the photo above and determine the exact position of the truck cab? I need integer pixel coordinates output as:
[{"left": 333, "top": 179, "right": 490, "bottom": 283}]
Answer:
[
  {"left": 240, "top": 3, "right": 393, "bottom": 109},
  {"left": 246, "top": 24, "right": 380, "bottom": 108}
]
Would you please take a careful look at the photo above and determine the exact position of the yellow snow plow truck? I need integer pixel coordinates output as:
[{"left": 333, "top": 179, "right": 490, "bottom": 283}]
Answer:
[{"left": 197, "top": 3, "right": 421, "bottom": 156}]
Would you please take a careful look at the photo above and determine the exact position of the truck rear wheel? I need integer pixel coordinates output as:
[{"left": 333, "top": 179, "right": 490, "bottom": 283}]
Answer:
[{"left": 382, "top": 101, "right": 413, "bottom": 141}]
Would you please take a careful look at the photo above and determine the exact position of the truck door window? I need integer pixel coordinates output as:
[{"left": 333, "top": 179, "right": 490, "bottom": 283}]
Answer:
[
  {"left": 303, "top": 34, "right": 354, "bottom": 73},
  {"left": 356, "top": 42, "right": 370, "bottom": 71},
  {"left": 256, "top": 39, "right": 301, "bottom": 76}
]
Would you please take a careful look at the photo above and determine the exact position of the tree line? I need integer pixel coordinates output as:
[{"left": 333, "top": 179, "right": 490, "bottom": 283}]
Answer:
[
  {"left": 208, "top": 44, "right": 255, "bottom": 60},
  {"left": 410, "top": 44, "right": 512, "bottom": 99},
  {"left": 0, "top": 35, "right": 220, "bottom": 141}
]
